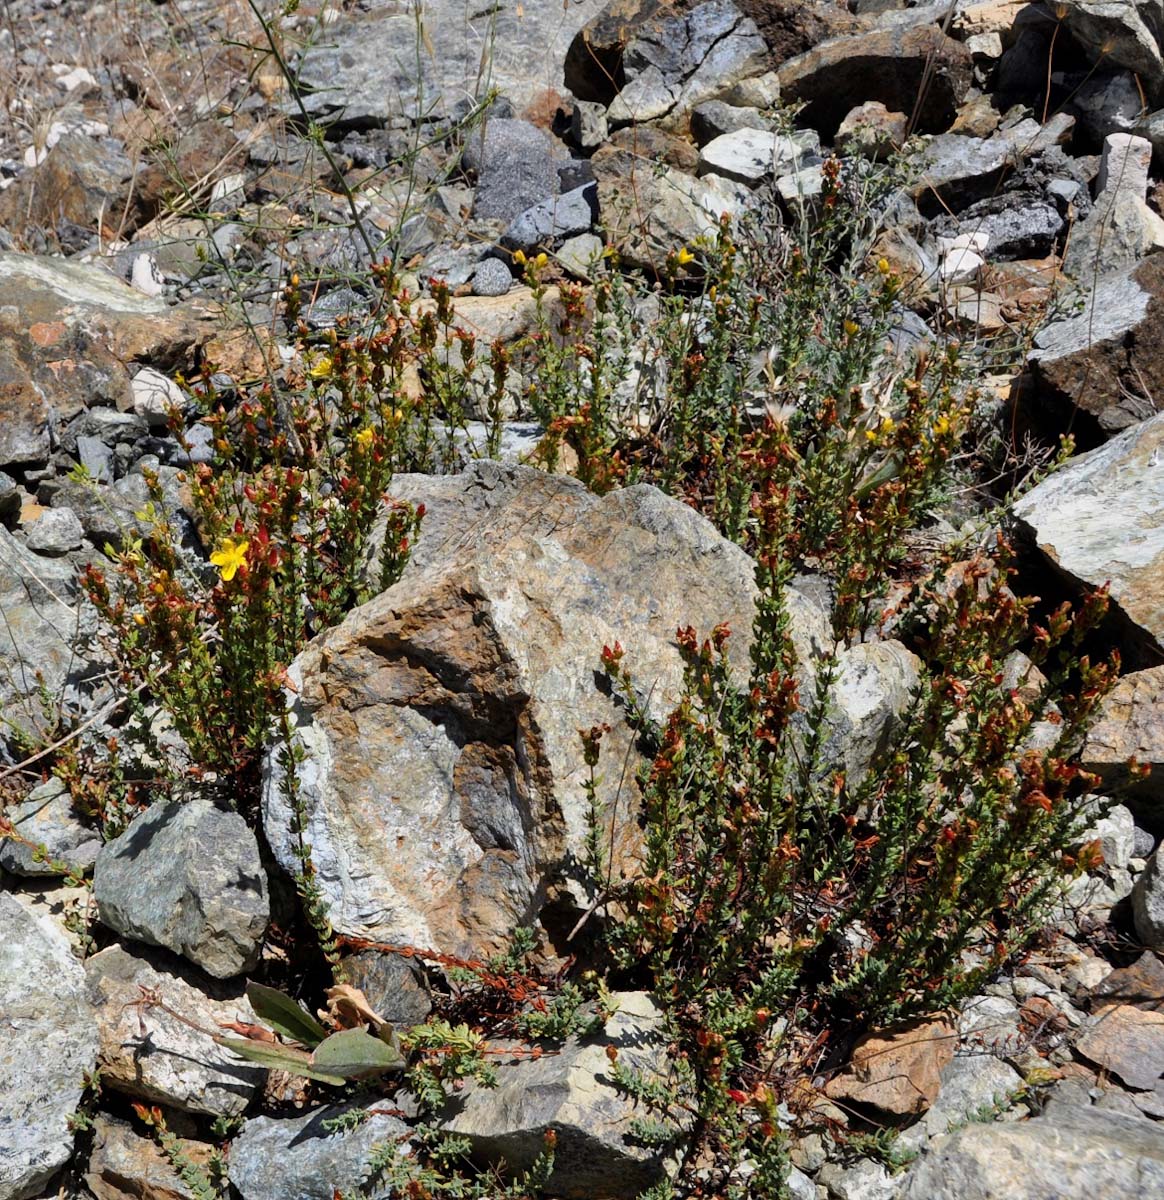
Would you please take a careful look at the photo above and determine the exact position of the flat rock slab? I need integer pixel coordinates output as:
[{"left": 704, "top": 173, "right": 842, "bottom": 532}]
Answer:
[
  {"left": 900, "top": 1103, "right": 1164, "bottom": 1199},
  {"left": 93, "top": 795, "right": 269, "bottom": 978},
  {"left": 0, "top": 524, "right": 99, "bottom": 750},
  {"left": 0, "top": 892, "right": 99, "bottom": 1200},
  {"left": 228, "top": 1105, "right": 410, "bottom": 1200},
  {"left": 85, "top": 944, "right": 265, "bottom": 1118},
  {"left": 292, "top": 0, "right": 608, "bottom": 126},
  {"left": 1074, "top": 1002, "right": 1164, "bottom": 1091},
  {"left": 1013, "top": 409, "right": 1164, "bottom": 664}
]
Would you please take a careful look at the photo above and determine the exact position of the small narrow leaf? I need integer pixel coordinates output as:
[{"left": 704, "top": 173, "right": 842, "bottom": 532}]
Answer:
[
  {"left": 216, "top": 1037, "right": 347, "bottom": 1086},
  {"left": 245, "top": 982, "right": 328, "bottom": 1048}
]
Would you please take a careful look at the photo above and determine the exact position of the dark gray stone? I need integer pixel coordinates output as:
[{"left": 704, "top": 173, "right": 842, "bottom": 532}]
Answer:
[
  {"left": 468, "top": 119, "right": 559, "bottom": 223},
  {"left": 76, "top": 434, "right": 114, "bottom": 483},
  {"left": 0, "top": 893, "right": 99, "bottom": 1200},
  {"left": 690, "top": 100, "right": 772, "bottom": 146},
  {"left": 501, "top": 183, "right": 598, "bottom": 251},
  {"left": 0, "top": 777, "right": 100, "bottom": 876},
  {"left": 343, "top": 951, "right": 433, "bottom": 1027},
  {"left": 93, "top": 795, "right": 269, "bottom": 978},
  {"left": 571, "top": 100, "right": 607, "bottom": 150}
]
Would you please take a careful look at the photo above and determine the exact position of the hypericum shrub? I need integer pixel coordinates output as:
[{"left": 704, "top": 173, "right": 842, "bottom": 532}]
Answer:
[{"left": 586, "top": 531, "right": 1116, "bottom": 1195}]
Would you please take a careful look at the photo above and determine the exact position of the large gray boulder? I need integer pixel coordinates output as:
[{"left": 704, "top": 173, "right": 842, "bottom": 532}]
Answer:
[
  {"left": 900, "top": 1103, "right": 1164, "bottom": 1198},
  {"left": 440, "top": 992, "right": 684, "bottom": 1199},
  {"left": 93, "top": 795, "right": 269, "bottom": 978},
  {"left": 1064, "top": 1, "right": 1164, "bottom": 96},
  {"left": 264, "top": 463, "right": 828, "bottom": 958},
  {"left": 292, "top": 0, "right": 608, "bottom": 126},
  {"left": 228, "top": 1105, "right": 410, "bottom": 1200},
  {"left": 0, "top": 893, "right": 99, "bottom": 1200},
  {"left": 1013, "top": 410, "right": 1164, "bottom": 663}
]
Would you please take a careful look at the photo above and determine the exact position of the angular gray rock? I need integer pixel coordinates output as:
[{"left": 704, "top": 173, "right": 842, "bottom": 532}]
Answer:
[
  {"left": 1027, "top": 254, "right": 1164, "bottom": 435},
  {"left": 502, "top": 184, "right": 597, "bottom": 251},
  {"left": 263, "top": 464, "right": 827, "bottom": 957},
  {"left": 24, "top": 507, "right": 84, "bottom": 556},
  {"left": 93, "top": 795, "right": 269, "bottom": 978},
  {"left": 1082, "top": 667, "right": 1164, "bottom": 800},
  {"left": 228, "top": 1105, "right": 410, "bottom": 1200},
  {"left": 900, "top": 1103, "right": 1164, "bottom": 1198},
  {"left": 593, "top": 146, "right": 749, "bottom": 272},
  {"left": 0, "top": 776, "right": 101, "bottom": 876},
  {"left": 0, "top": 893, "right": 99, "bottom": 1200},
  {"left": 604, "top": 1, "right": 767, "bottom": 128},
  {"left": 440, "top": 992, "right": 684, "bottom": 1199},
  {"left": 1062, "top": 133, "right": 1164, "bottom": 281},
  {"left": 818, "top": 639, "right": 920, "bottom": 787},
  {"left": 697, "top": 128, "right": 819, "bottom": 187},
  {"left": 1013, "top": 409, "right": 1164, "bottom": 661},
  {"left": 85, "top": 944, "right": 265, "bottom": 1118}
]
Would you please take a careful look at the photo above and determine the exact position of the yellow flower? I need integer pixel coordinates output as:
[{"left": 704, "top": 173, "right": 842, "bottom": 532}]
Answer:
[
  {"left": 380, "top": 404, "right": 404, "bottom": 427},
  {"left": 676, "top": 247, "right": 695, "bottom": 265},
  {"left": 210, "top": 537, "right": 249, "bottom": 583},
  {"left": 354, "top": 427, "right": 375, "bottom": 451},
  {"left": 932, "top": 414, "right": 951, "bottom": 437},
  {"left": 534, "top": 252, "right": 548, "bottom": 269},
  {"left": 844, "top": 320, "right": 859, "bottom": 337},
  {"left": 865, "top": 429, "right": 878, "bottom": 443},
  {"left": 308, "top": 356, "right": 334, "bottom": 380},
  {"left": 512, "top": 250, "right": 527, "bottom": 266},
  {"left": 877, "top": 257, "right": 892, "bottom": 276},
  {"left": 879, "top": 417, "right": 896, "bottom": 435}
]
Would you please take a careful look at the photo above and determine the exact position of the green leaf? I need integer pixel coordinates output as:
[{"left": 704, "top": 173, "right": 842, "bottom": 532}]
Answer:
[
  {"left": 245, "top": 982, "right": 328, "bottom": 1048},
  {"left": 312, "top": 1028, "right": 403, "bottom": 1078},
  {"left": 215, "top": 1037, "right": 347, "bottom": 1086}
]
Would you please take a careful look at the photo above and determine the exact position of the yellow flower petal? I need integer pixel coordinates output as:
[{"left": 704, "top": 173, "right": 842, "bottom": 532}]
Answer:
[{"left": 210, "top": 537, "right": 249, "bottom": 583}]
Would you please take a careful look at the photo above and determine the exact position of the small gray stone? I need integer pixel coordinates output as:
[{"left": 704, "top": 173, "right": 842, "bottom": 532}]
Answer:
[
  {"left": 1135, "top": 824, "right": 1158, "bottom": 859},
  {"left": 502, "top": 183, "right": 597, "bottom": 251},
  {"left": 229, "top": 1105, "right": 410, "bottom": 1200},
  {"left": 0, "top": 777, "right": 100, "bottom": 876},
  {"left": 690, "top": 100, "right": 771, "bottom": 146},
  {"left": 76, "top": 434, "right": 114, "bottom": 483},
  {"left": 131, "top": 367, "right": 185, "bottom": 429},
  {"left": 817, "top": 1158, "right": 898, "bottom": 1200},
  {"left": 25, "top": 507, "right": 83, "bottom": 556},
  {"left": 572, "top": 100, "right": 608, "bottom": 151},
  {"left": 93, "top": 794, "right": 269, "bottom": 978},
  {"left": 0, "top": 893, "right": 99, "bottom": 1200},
  {"left": 557, "top": 233, "right": 605, "bottom": 279},
  {"left": 697, "top": 128, "right": 819, "bottom": 186},
  {"left": 341, "top": 951, "right": 432, "bottom": 1028},
  {"left": 439, "top": 992, "right": 686, "bottom": 1199},
  {"left": 471, "top": 258, "right": 514, "bottom": 297}
]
